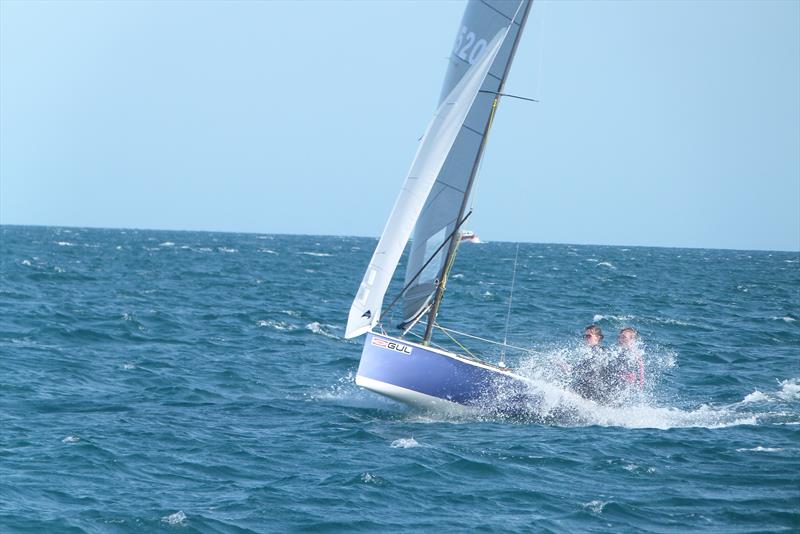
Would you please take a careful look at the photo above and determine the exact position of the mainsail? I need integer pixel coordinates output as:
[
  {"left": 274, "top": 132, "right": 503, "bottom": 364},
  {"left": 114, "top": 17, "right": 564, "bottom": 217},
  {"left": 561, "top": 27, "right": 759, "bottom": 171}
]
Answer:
[
  {"left": 344, "top": 26, "right": 510, "bottom": 340},
  {"left": 402, "top": 0, "right": 532, "bottom": 331}
]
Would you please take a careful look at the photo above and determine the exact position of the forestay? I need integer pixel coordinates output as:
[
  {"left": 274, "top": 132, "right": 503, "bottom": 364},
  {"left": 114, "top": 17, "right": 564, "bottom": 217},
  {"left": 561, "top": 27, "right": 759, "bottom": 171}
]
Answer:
[
  {"left": 344, "top": 28, "right": 509, "bottom": 339},
  {"left": 401, "top": 0, "right": 532, "bottom": 329}
]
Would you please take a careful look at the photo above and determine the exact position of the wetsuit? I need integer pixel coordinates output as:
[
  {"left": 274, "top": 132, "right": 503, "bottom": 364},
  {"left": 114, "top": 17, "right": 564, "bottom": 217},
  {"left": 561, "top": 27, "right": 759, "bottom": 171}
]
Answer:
[{"left": 570, "top": 349, "right": 643, "bottom": 404}]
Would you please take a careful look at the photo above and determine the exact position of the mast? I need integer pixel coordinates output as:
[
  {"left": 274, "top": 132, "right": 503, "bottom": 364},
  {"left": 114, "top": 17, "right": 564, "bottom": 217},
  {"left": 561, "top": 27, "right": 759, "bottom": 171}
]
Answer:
[{"left": 422, "top": 0, "right": 533, "bottom": 345}]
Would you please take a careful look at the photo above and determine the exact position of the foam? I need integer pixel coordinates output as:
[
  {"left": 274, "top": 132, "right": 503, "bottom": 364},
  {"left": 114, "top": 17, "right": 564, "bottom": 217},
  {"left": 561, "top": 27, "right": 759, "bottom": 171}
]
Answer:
[
  {"left": 391, "top": 437, "right": 420, "bottom": 448},
  {"left": 582, "top": 500, "right": 608, "bottom": 513},
  {"left": 306, "top": 322, "right": 340, "bottom": 339},
  {"left": 257, "top": 319, "right": 295, "bottom": 331},
  {"left": 742, "top": 390, "right": 770, "bottom": 403},
  {"left": 777, "top": 378, "right": 800, "bottom": 401},
  {"left": 161, "top": 511, "right": 187, "bottom": 525},
  {"left": 736, "top": 446, "right": 784, "bottom": 453}
]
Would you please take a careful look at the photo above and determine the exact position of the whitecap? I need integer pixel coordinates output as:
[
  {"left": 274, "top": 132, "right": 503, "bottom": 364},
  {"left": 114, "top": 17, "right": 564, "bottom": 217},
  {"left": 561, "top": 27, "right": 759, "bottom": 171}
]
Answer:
[
  {"left": 592, "top": 314, "right": 635, "bottom": 323},
  {"left": 62, "top": 435, "right": 80, "bottom": 444},
  {"left": 361, "top": 472, "right": 384, "bottom": 485},
  {"left": 306, "top": 322, "right": 339, "bottom": 339},
  {"left": 736, "top": 446, "right": 784, "bottom": 453},
  {"left": 451, "top": 273, "right": 464, "bottom": 279},
  {"left": 56, "top": 241, "right": 75, "bottom": 247},
  {"left": 54, "top": 266, "right": 65, "bottom": 273},
  {"left": 21, "top": 259, "right": 32, "bottom": 266},
  {"left": 218, "top": 247, "right": 237, "bottom": 253},
  {"left": 159, "top": 242, "right": 175, "bottom": 247},
  {"left": 259, "top": 249, "right": 278, "bottom": 254},
  {"left": 391, "top": 437, "right": 420, "bottom": 448},
  {"left": 299, "top": 252, "right": 332, "bottom": 257},
  {"left": 596, "top": 261, "right": 615, "bottom": 269},
  {"left": 257, "top": 319, "right": 294, "bottom": 331},
  {"left": 123, "top": 363, "right": 136, "bottom": 370},
  {"left": 197, "top": 247, "right": 213, "bottom": 252},
  {"left": 161, "top": 511, "right": 187, "bottom": 525},
  {"left": 583, "top": 500, "right": 608, "bottom": 513}
]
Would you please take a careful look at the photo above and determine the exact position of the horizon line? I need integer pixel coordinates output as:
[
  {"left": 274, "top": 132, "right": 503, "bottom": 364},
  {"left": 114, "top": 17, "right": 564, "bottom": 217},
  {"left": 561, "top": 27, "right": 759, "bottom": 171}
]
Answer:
[{"left": 2, "top": 222, "right": 798, "bottom": 254}]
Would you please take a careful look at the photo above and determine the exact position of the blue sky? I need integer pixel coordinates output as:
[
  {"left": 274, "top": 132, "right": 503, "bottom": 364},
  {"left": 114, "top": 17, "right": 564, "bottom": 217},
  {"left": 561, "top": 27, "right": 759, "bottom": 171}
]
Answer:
[{"left": 1, "top": 0, "right": 798, "bottom": 251}]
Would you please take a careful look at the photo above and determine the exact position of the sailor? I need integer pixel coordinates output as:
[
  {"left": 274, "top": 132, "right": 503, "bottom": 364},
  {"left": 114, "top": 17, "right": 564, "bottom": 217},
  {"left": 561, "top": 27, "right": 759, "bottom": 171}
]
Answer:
[
  {"left": 617, "top": 327, "right": 645, "bottom": 388},
  {"left": 569, "top": 324, "right": 643, "bottom": 404}
]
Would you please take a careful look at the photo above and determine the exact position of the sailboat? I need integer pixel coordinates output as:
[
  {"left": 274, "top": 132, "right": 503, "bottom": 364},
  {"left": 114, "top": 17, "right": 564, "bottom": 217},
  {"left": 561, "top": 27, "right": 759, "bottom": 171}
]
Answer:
[{"left": 344, "top": 0, "right": 533, "bottom": 411}]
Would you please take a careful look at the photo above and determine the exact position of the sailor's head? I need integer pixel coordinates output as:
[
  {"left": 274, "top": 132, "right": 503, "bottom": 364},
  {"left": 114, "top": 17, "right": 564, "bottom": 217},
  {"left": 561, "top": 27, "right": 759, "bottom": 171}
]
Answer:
[
  {"left": 618, "top": 327, "right": 638, "bottom": 347},
  {"left": 583, "top": 324, "right": 604, "bottom": 347}
]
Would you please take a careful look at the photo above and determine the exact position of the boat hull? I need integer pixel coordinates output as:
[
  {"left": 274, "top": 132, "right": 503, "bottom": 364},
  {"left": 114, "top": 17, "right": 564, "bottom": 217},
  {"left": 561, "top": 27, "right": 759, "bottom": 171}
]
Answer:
[{"left": 355, "top": 332, "right": 528, "bottom": 411}]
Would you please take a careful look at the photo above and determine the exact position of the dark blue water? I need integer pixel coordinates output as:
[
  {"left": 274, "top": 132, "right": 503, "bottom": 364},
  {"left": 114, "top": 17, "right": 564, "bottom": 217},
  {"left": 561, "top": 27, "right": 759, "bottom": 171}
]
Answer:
[{"left": 1, "top": 225, "right": 798, "bottom": 532}]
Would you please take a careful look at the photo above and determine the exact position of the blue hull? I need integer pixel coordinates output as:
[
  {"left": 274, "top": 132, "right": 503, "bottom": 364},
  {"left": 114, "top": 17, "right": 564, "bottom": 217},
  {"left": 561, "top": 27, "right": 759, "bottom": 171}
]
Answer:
[{"left": 355, "top": 332, "right": 528, "bottom": 410}]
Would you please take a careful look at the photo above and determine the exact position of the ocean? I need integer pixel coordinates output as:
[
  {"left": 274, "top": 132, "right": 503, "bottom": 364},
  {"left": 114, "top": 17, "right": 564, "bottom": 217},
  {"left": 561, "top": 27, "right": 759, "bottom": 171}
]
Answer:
[{"left": 1, "top": 225, "right": 798, "bottom": 532}]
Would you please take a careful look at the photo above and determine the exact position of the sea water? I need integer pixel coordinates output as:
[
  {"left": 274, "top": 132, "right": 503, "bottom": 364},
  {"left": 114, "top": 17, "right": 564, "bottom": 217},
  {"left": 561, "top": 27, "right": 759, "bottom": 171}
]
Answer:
[{"left": 1, "top": 225, "right": 797, "bottom": 532}]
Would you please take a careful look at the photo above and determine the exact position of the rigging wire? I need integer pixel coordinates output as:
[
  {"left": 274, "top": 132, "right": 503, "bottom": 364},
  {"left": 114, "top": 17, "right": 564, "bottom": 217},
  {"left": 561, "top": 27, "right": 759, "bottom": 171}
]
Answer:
[
  {"left": 500, "top": 243, "right": 521, "bottom": 367},
  {"left": 417, "top": 321, "right": 531, "bottom": 354}
]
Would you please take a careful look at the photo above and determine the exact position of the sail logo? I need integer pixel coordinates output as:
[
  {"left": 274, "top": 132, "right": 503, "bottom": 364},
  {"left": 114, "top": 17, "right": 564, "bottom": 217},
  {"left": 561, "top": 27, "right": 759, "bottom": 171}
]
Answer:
[
  {"left": 453, "top": 25, "right": 489, "bottom": 65},
  {"left": 371, "top": 337, "right": 413, "bottom": 356}
]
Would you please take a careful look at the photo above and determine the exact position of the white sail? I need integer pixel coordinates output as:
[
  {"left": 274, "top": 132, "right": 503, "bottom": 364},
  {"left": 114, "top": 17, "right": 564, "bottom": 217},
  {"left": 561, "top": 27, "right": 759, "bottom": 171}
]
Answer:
[
  {"left": 402, "top": 0, "right": 532, "bottom": 327},
  {"left": 345, "top": 28, "right": 509, "bottom": 339}
]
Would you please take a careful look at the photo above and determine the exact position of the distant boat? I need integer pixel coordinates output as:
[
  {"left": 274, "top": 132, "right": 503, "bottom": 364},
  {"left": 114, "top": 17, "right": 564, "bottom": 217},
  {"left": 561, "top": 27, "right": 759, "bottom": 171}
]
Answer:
[
  {"left": 345, "top": 0, "right": 533, "bottom": 411},
  {"left": 459, "top": 230, "right": 481, "bottom": 244}
]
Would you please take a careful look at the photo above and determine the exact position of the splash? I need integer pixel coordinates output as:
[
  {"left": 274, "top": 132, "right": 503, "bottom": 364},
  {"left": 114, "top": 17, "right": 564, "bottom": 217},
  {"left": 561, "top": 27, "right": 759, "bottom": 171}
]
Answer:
[
  {"left": 428, "top": 344, "right": 796, "bottom": 430},
  {"left": 777, "top": 378, "right": 799, "bottom": 401},
  {"left": 311, "top": 372, "right": 406, "bottom": 412}
]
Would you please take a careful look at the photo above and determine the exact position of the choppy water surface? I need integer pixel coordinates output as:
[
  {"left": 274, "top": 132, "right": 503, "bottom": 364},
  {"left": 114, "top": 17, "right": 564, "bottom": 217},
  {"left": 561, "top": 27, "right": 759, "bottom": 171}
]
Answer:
[{"left": 1, "top": 225, "right": 798, "bottom": 532}]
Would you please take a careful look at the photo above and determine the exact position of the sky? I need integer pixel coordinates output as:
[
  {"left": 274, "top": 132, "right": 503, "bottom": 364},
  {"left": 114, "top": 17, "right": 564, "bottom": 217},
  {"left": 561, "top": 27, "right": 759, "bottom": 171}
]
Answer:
[{"left": 1, "top": 0, "right": 798, "bottom": 251}]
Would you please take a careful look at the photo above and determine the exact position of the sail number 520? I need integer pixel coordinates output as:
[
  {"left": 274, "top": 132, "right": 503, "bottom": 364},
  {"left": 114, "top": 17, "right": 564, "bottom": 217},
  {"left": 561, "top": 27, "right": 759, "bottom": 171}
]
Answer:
[{"left": 453, "top": 26, "right": 488, "bottom": 65}]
